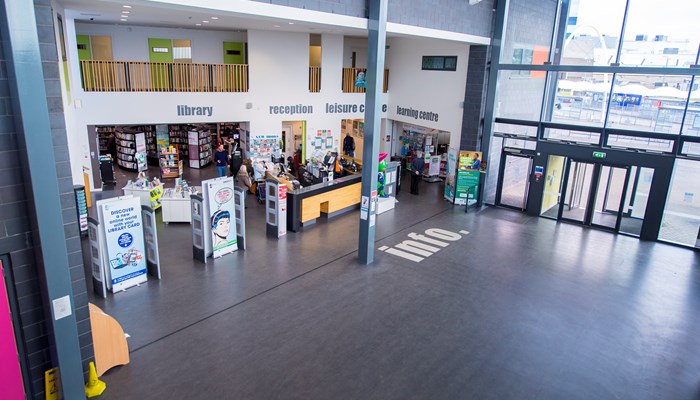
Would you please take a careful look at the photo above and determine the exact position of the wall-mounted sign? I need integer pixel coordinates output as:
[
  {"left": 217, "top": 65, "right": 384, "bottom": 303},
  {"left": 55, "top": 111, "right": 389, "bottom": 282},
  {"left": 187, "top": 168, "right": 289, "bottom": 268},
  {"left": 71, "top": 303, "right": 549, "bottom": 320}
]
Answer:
[
  {"left": 593, "top": 151, "right": 607, "bottom": 159},
  {"left": 177, "top": 105, "right": 213, "bottom": 116},
  {"left": 396, "top": 105, "right": 439, "bottom": 122}
]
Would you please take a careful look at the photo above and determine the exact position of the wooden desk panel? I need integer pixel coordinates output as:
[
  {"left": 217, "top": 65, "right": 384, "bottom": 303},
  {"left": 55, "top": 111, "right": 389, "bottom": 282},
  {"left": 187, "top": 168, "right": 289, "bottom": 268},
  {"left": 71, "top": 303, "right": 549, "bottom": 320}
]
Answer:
[{"left": 300, "top": 182, "right": 361, "bottom": 223}]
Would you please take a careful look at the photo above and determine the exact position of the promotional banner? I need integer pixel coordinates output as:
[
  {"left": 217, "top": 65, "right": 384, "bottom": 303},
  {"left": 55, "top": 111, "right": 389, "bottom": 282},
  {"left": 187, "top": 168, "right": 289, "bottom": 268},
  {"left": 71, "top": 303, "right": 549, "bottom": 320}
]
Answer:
[
  {"left": 455, "top": 170, "right": 480, "bottom": 205},
  {"left": 100, "top": 197, "right": 147, "bottom": 292},
  {"left": 206, "top": 177, "right": 238, "bottom": 258},
  {"left": 135, "top": 132, "right": 147, "bottom": 172},
  {"left": 459, "top": 150, "right": 485, "bottom": 172},
  {"left": 444, "top": 147, "right": 458, "bottom": 202}
]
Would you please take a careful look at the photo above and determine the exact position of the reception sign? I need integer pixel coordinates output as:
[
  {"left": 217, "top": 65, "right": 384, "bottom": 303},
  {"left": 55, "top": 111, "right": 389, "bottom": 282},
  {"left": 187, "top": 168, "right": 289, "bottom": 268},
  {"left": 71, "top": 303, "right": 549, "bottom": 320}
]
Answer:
[
  {"left": 100, "top": 197, "right": 147, "bottom": 292},
  {"left": 205, "top": 177, "right": 238, "bottom": 258}
]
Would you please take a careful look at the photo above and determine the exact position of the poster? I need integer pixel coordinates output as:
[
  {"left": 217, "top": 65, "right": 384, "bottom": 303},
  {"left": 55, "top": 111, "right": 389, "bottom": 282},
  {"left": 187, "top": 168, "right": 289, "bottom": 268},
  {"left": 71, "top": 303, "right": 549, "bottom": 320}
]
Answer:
[
  {"left": 100, "top": 197, "right": 147, "bottom": 292},
  {"left": 444, "top": 148, "right": 458, "bottom": 202},
  {"left": 455, "top": 170, "right": 480, "bottom": 206},
  {"left": 188, "top": 131, "right": 199, "bottom": 168},
  {"left": 206, "top": 177, "right": 237, "bottom": 258},
  {"left": 459, "top": 151, "right": 486, "bottom": 172},
  {"left": 156, "top": 124, "right": 169, "bottom": 152},
  {"left": 135, "top": 132, "right": 147, "bottom": 172}
]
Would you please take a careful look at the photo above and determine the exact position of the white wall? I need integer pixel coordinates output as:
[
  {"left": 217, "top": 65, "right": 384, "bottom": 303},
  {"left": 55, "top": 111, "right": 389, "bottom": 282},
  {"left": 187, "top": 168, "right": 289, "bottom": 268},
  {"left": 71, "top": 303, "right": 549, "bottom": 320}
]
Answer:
[
  {"left": 343, "top": 37, "right": 368, "bottom": 67},
  {"left": 385, "top": 37, "right": 470, "bottom": 151},
  {"left": 61, "top": 25, "right": 469, "bottom": 186},
  {"left": 74, "top": 22, "right": 247, "bottom": 63}
]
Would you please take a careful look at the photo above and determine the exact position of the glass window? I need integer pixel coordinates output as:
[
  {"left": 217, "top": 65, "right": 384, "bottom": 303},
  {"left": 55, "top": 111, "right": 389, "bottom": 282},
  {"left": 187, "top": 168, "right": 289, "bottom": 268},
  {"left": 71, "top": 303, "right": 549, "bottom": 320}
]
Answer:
[
  {"left": 620, "top": 0, "right": 700, "bottom": 68},
  {"left": 681, "top": 86, "right": 700, "bottom": 135},
  {"left": 544, "top": 72, "right": 612, "bottom": 126},
  {"left": 495, "top": 70, "right": 546, "bottom": 121},
  {"left": 681, "top": 141, "right": 700, "bottom": 157},
  {"left": 485, "top": 136, "right": 504, "bottom": 204},
  {"left": 606, "top": 74, "right": 690, "bottom": 134},
  {"left": 659, "top": 159, "right": 700, "bottom": 247},
  {"left": 560, "top": 0, "right": 627, "bottom": 66},
  {"left": 503, "top": 138, "right": 537, "bottom": 150},
  {"left": 502, "top": 0, "right": 557, "bottom": 64},
  {"left": 172, "top": 39, "right": 192, "bottom": 63},
  {"left": 493, "top": 123, "right": 537, "bottom": 138},
  {"left": 543, "top": 127, "right": 600, "bottom": 145},
  {"left": 606, "top": 134, "right": 674, "bottom": 153}
]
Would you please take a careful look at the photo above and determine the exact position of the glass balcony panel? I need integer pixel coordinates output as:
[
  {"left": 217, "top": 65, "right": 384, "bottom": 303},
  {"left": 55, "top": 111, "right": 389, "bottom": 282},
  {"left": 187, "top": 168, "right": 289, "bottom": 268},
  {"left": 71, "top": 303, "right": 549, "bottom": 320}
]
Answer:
[
  {"left": 606, "top": 134, "right": 674, "bottom": 153},
  {"left": 543, "top": 127, "right": 600, "bottom": 145},
  {"left": 493, "top": 123, "right": 537, "bottom": 138}
]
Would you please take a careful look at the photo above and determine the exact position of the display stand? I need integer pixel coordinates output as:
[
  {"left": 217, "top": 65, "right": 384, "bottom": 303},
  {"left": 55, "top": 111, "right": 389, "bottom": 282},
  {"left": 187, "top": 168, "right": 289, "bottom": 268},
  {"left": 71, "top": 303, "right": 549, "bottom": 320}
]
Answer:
[
  {"left": 377, "top": 161, "right": 399, "bottom": 214},
  {"left": 73, "top": 185, "right": 89, "bottom": 236},
  {"left": 122, "top": 182, "right": 163, "bottom": 210},
  {"left": 96, "top": 126, "right": 115, "bottom": 154},
  {"left": 99, "top": 155, "right": 116, "bottom": 184},
  {"left": 115, "top": 130, "right": 140, "bottom": 170},
  {"left": 190, "top": 185, "right": 247, "bottom": 263},
  {"left": 162, "top": 186, "right": 201, "bottom": 223},
  {"left": 89, "top": 196, "right": 161, "bottom": 297},
  {"left": 188, "top": 129, "right": 212, "bottom": 169},
  {"left": 265, "top": 179, "right": 287, "bottom": 238},
  {"left": 159, "top": 147, "right": 182, "bottom": 179}
]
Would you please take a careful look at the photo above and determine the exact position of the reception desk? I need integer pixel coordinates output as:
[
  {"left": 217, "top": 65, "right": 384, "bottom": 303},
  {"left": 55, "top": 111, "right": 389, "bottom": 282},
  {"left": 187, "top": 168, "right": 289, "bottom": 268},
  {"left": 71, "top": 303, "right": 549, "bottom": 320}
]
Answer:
[{"left": 287, "top": 174, "right": 362, "bottom": 232}]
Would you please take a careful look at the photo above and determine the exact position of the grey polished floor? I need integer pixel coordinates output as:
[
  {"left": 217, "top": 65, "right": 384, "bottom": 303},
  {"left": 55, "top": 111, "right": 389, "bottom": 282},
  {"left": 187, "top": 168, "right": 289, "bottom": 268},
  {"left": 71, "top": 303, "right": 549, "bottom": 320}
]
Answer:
[{"left": 85, "top": 167, "right": 700, "bottom": 400}]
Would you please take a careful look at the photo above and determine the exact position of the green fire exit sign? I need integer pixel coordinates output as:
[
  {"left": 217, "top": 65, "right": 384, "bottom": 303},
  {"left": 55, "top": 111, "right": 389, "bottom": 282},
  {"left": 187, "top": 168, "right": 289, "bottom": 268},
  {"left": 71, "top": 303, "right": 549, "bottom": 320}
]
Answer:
[{"left": 593, "top": 151, "right": 606, "bottom": 159}]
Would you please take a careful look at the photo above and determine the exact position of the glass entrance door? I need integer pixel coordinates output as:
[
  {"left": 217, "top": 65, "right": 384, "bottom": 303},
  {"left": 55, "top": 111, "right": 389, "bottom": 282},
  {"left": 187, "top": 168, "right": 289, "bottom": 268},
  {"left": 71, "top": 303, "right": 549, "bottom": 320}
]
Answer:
[
  {"left": 591, "top": 166, "right": 630, "bottom": 230},
  {"left": 561, "top": 160, "right": 595, "bottom": 223},
  {"left": 498, "top": 154, "right": 533, "bottom": 210},
  {"left": 557, "top": 159, "right": 632, "bottom": 230}
]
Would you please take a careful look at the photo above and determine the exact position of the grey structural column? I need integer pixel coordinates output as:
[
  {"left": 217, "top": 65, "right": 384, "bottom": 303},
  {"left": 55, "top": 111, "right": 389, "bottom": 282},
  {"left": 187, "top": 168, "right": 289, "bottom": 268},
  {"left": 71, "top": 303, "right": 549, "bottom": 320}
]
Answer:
[
  {"left": 358, "top": 0, "right": 388, "bottom": 264},
  {"left": 0, "top": 1, "right": 86, "bottom": 399},
  {"left": 478, "top": 0, "right": 508, "bottom": 205}
]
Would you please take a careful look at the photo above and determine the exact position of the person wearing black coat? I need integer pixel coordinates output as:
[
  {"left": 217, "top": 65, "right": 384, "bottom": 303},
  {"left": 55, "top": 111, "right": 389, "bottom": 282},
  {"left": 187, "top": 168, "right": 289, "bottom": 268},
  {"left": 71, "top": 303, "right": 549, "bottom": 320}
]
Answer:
[
  {"left": 410, "top": 151, "right": 425, "bottom": 195},
  {"left": 229, "top": 144, "right": 243, "bottom": 177},
  {"left": 343, "top": 133, "right": 355, "bottom": 157}
]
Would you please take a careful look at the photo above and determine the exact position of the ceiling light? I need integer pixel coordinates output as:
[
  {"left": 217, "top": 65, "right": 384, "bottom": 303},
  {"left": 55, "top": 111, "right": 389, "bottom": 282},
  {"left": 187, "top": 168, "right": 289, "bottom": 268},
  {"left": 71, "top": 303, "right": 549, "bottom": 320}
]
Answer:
[
  {"left": 203, "top": 20, "right": 209, "bottom": 23},
  {"left": 121, "top": 18, "right": 127, "bottom": 21},
  {"left": 274, "top": 25, "right": 280, "bottom": 28},
  {"left": 122, "top": 11, "right": 130, "bottom": 14},
  {"left": 289, "top": 22, "right": 294, "bottom": 25},
  {"left": 211, "top": 17, "right": 218, "bottom": 20},
  {"left": 122, "top": 5, "right": 131, "bottom": 8},
  {"left": 196, "top": 23, "right": 201, "bottom": 26}
]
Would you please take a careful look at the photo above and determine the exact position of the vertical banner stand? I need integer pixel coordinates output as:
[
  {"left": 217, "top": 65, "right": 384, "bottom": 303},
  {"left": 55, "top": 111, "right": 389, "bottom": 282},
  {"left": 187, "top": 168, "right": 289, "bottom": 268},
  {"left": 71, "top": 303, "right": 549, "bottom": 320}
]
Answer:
[
  {"left": 87, "top": 217, "right": 107, "bottom": 299},
  {"left": 141, "top": 205, "right": 161, "bottom": 279},
  {"left": 265, "top": 179, "right": 287, "bottom": 238},
  {"left": 233, "top": 187, "right": 247, "bottom": 250},
  {"left": 190, "top": 194, "right": 207, "bottom": 263}
]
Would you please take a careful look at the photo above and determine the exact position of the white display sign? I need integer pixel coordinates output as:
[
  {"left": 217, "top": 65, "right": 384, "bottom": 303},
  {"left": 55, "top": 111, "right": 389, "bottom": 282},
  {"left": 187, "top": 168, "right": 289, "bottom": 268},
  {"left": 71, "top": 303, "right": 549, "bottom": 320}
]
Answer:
[
  {"left": 135, "top": 132, "right": 147, "bottom": 172},
  {"left": 205, "top": 177, "right": 238, "bottom": 258},
  {"left": 277, "top": 185, "right": 287, "bottom": 237},
  {"left": 429, "top": 155, "right": 440, "bottom": 176},
  {"left": 100, "top": 197, "right": 148, "bottom": 292},
  {"left": 188, "top": 131, "right": 199, "bottom": 169}
]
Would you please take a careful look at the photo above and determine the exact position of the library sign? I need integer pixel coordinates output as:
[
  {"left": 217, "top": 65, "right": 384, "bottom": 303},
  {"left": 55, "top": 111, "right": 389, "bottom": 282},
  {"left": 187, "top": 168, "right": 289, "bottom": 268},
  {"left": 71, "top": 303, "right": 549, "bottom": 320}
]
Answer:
[
  {"left": 177, "top": 105, "right": 214, "bottom": 117},
  {"left": 268, "top": 103, "right": 389, "bottom": 116}
]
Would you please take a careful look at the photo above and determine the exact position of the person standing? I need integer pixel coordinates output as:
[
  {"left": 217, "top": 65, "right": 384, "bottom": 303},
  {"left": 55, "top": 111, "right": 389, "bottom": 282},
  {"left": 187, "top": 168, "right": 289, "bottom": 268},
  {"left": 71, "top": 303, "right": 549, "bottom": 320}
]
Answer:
[
  {"left": 214, "top": 144, "right": 228, "bottom": 177},
  {"left": 410, "top": 151, "right": 425, "bottom": 195},
  {"left": 343, "top": 132, "right": 355, "bottom": 157},
  {"left": 229, "top": 143, "right": 243, "bottom": 178}
]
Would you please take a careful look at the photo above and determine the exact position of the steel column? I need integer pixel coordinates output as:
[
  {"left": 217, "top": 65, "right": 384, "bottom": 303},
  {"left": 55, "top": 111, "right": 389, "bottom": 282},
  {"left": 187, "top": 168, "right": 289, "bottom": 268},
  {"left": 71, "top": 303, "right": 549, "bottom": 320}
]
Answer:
[
  {"left": 358, "top": 0, "right": 388, "bottom": 264},
  {"left": 0, "top": 1, "right": 86, "bottom": 398}
]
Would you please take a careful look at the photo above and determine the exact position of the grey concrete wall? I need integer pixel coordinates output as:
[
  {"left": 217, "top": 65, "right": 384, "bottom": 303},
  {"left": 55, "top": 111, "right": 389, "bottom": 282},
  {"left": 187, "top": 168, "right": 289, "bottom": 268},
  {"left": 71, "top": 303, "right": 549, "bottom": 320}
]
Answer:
[
  {"left": 0, "top": 1, "right": 93, "bottom": 398},
  {"left": 253, "top": 0, "right": 495, "bottom": 37},
  {"left": 461, "top": 45, "right": 489, "bottom": 151},
  {"left": 250, "top": 0, "right": 368, "bottom": 18},
  {"left": 387, "top": 0, "right": 494, "bottom": 38}
]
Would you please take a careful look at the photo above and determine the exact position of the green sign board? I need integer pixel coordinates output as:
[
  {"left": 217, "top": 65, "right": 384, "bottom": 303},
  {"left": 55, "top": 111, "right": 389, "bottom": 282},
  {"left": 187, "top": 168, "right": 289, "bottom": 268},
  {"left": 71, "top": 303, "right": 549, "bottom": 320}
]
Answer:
[
  {"left": 593, "top": 151, "right": 606, "bottom": 159},
  {"left": 455, "top": 170, "right": 480, "bottom": 205}
]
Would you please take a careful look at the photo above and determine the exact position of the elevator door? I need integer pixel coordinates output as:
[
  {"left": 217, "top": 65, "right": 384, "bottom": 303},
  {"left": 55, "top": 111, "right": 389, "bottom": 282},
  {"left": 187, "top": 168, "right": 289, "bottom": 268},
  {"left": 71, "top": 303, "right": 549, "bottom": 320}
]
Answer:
[
  {"left": 498, "top": 154, "right": 533, "bottom": 210},
  {"left": 559, "top": 159, "right": 630, "bottom": 230}
]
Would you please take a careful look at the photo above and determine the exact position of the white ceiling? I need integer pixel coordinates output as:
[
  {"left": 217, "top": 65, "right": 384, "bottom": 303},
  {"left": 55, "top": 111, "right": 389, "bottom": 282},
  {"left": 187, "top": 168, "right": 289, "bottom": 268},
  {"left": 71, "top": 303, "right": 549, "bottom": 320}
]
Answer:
[{"left": 58, "top": 0, "right": 369, "bottom": 36}]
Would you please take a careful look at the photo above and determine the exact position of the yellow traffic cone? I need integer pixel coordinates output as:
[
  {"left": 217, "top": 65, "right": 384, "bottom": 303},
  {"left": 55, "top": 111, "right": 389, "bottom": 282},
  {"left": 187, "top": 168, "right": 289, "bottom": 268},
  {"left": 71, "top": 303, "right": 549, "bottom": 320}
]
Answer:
[{"left": 85, "top": 361, "right": 106, "bottom": 397}]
